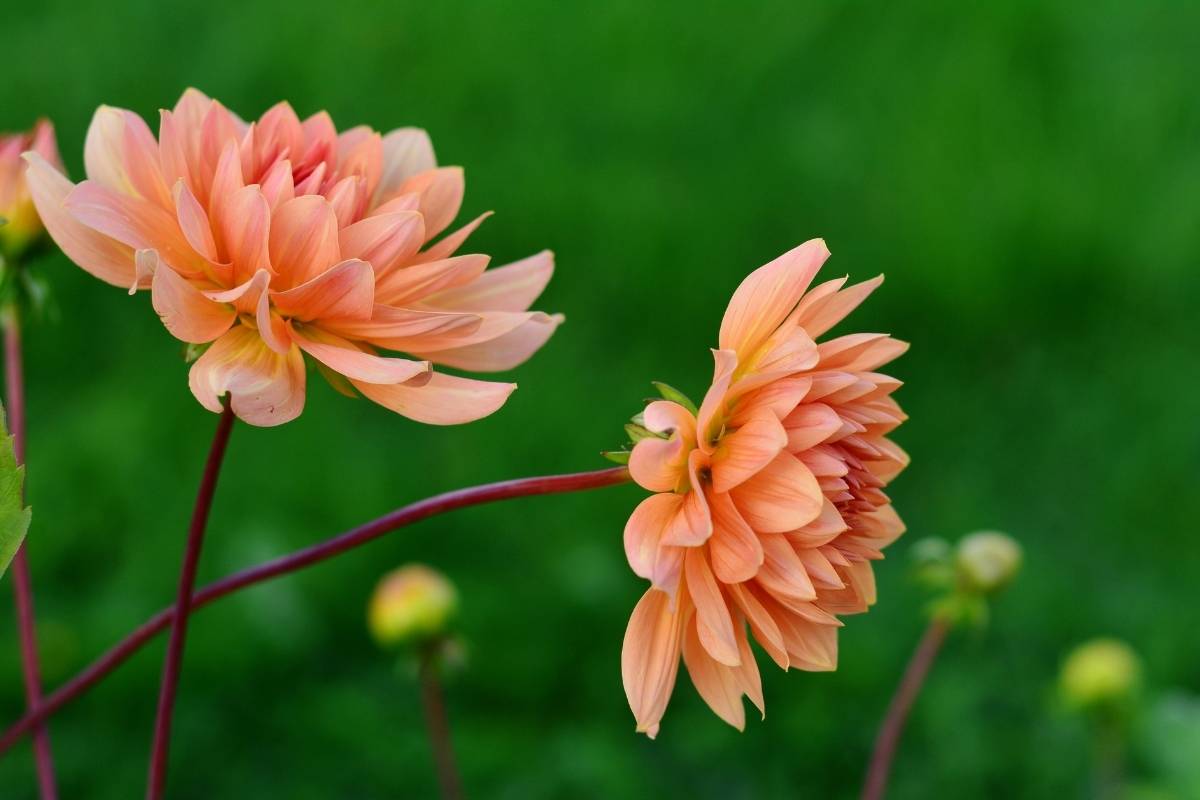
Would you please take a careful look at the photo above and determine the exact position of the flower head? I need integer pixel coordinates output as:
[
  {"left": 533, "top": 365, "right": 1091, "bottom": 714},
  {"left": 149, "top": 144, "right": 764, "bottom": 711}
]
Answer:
[
  {"left": 955, "top": 530, "right": 1021, "bottom": 594},
  {"left": 621, "top": 239, "right": 908, "bottom": 737},
  {"left": 24, "top": 90, "right": 561, "bottom": 426},
  {"left": 368, "top": 564, "right": 458, "bottom": 648},
  {"left": 0, "top": 119, "right": 60, "bottom": 260}
]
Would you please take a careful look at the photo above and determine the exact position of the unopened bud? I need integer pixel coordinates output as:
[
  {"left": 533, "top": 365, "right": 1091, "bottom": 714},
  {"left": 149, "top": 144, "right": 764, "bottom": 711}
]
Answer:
[
  {"left": 1060, "top": 638, "right": 1141, "bottom": 712},
  {"left": 368, "top": 564, "right": 457, "bottom": 648},
  {"left": 0, "top": 120, "right": 60, "bottom": 260},
  {"left": 956, "top": 531, "right": 1021, "bottom": 593}
]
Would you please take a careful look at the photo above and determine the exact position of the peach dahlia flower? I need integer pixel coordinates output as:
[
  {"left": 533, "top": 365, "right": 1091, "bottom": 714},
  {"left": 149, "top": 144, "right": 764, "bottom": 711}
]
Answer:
[
  {"left": 23, "top": 89, "right": 561, "bottom": 426},
  {"left": 621, "top": 239, "right": 908, "bottom": 737},
  {"left": 0, "top": 119, "right": 60, "bottom": 259}
]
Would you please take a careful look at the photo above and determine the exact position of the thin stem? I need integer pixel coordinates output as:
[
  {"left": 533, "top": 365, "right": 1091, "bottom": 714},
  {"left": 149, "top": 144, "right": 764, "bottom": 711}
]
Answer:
[
  {"left": 4, "top": 306, "right": 59, "bottom": 799},
  {"left": 145, "top": 403, "right": 235, "bottom": 800},
  {"left": 418, "top": 644, "right": 463, "bottom": 800},
  {"left": 0, "top": 466, "right": 629, "bottom": 755},
  {"left": 860, "top": 617, "right": 950, "bottom": 800}
]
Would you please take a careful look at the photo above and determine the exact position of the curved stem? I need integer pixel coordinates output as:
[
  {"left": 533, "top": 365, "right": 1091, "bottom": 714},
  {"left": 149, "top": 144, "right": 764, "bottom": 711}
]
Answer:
[
  {"left": 146, "top": 403, "right": 235, "bottom": 800},
  {"left": 0, "top": 466, "right": 630, "bottom": 755},
  {"left": 4, "top": 306, "right": 59, "bottom": 799},
  {"left": 419, "top": 643, "right": 463, "bottom": 800},
  {"left": 860, "top": 617, "right": 950, "bottom": 800}
]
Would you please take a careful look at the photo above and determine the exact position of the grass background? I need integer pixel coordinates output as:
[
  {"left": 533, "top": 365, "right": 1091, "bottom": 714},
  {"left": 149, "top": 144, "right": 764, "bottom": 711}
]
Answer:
[{"left": 2, "top": 1, "right": 1198, "bottom": 797}]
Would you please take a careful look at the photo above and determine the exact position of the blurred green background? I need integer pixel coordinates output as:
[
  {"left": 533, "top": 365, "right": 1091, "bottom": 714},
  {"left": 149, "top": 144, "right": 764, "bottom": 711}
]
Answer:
[{"left": 2, "top": 0, "right": 1199, "bottom": 797}]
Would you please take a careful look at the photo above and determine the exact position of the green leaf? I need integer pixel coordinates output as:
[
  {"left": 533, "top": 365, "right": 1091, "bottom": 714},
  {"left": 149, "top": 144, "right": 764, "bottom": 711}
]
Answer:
[
  {"left": 624, "top": 423, "right": 659, "bottom": 443},
  {"left": 0, "top": 401, "right": 31, "bottom": 580},
  {"left": 651, "top": 381, "right": 699, "bottom": 415}
]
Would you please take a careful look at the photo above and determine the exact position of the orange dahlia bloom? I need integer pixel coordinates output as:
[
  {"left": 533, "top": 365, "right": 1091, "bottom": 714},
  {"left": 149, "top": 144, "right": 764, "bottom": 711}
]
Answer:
[
  {"left": 0, "top": 119, "right": 60, "bottom": 259},
  {"left": 23, "top": 89, "right": 560, "bottom": 426},
  {"left": 621, "top": 239, "right": 908, "bottom": 736}
]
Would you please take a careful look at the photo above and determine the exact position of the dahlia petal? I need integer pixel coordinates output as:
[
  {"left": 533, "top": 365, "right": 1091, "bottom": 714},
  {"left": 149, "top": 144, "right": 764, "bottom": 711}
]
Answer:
[
  {"left": 270, "top": 258, "right": 374, "bottom": 321},
  {"left": 784, "top": 403, "right": 843, "bottom": 451},
  {"left": 711, "top": 407, "right": 787, "bottom": 493},
  {"left": 685, "top": 547, "right": 740, "bottom": 666},
  {"left": 643, "top": 400, "right": 697, "bottom": 439},
  {"left": 217, "top": 185, "right": 272, "bottom": 283},
  {"left": 336, "top": 128, "right": 383, "bottom": 193},
  {"left": 773, "top": 608, "right": 839, "bottom": 671},
  {"left": 188, "top": 325, "right": 306, "bottom": 427},
  {"left": 797, "top": 548, "right": 843, "bottom": 589},
  {"left": 622, "top": 588, "right": 685, "bottom": 739},
  {"left": 293, "top": 327, "right": 429, "bottom": 384},
  {"left": 729, "top": 376, "right": 813, "bottom": 426},
  {"left": 83, "top": 106, "right": 135, "bottom": 192},
  {"left": 660, "top": 451, "right": 713, "bottom": 547},
  {"left": 21, "top": 153, "right": 134, "bottom": 287},
  {"left": 413, "top": 212, "right": 492, "bottom": 264},
  {"left": 203, "top": 268, "right": 270, "bottom": 309},
  {"left": 151, "top": 261, "right": 235, "bottom": 343},
  {"left": 718, "top": 239, "right": 829, "bottom": 360},
  {"left": 629, "top": 436, "right": 687, "bottom": 493},
  {"left": 817, "top": 333, "right": 909, "bottom": 372},
  {"left": 682, "top": 619, "right": 745, "bottom": 731},
  {"left": 708, "top": 491, "right": 764, "bottom": 584},
  {"left": 352, "top": 372, "right": 515, "bottom": 425},
  {"left": 624, "top": 493, "right": 682, "bottom": 584},
  {"left": 411, "top": 312, "right": 562, "bottom": 372},
  {"left": 397, "top": 166, "right": 463, "bottom": 239},
  {"left": 172, "top": 181, "right": 219, "bottom": 262},
  {"left": 787, "top": 498, "right": 848, "bottom": 548},
  {"left": 259, "top": 158, "right": 296, "bottom": 210},
  {"left": 425, "top": 249, "right": 554, "bottom": 312},
  {"left": 374, "top": 127, "right": 436, "bottom": 207},
  {"left": 374, "top": 253, "right": 489, "bottom": 306},
  {"left": 727, "top": 583, "right": 789, "bottom": 670},
  {"left": 327, "top": 175, "right": 369, "bottom": 227},
  {"left": 339, "top": 211, "right": 424, "bottom": 272},
  {"left": 732, "top": 622, "right": 765, "bottom": 718},
  {"left": 320, "top": 305, "right": 482, "bottom": 351},
  {"left": 756, "top": 533, "right": 817, "bottom": 603},
  {"left": 63, "top": 180, "right": 204, "bottom": 276},
  {"left": 730, "top": 451, "right": 823, "bottom": 533},
  {"left": 797, "top": 275, "right": 884, "bottom": 338},
  {"left": 208, "top": 141, "right": 246, "bottom": 224},
  {"left": 269, "top": 195, "right": 341, "bottom": 287},
  {"left": 696, "top": 349, "right": 738, "bottom": 449}
]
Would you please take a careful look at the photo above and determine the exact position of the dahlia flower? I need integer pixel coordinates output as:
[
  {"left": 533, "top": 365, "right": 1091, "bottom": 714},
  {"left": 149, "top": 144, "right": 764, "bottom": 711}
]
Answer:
[
  {"left": 621, "top": 239, "right": 908, "bottom": 736},
  {"left": 23, "top": 89, "right": 561, "bottom": 426},
  {"left": 0, "top": 119, "right": 60, "bottom": 260}
]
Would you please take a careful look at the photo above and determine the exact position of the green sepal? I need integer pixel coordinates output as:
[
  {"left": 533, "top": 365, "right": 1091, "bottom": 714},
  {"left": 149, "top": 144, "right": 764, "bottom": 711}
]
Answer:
[
  {"left": 602, "top": 450, "right": 632, "bottom": 465},
  {"left": 651, "top": 381, "right": 699, "bottom": 415},
  {"left": 625, "top": 423, "right": 659, "bottom": 443}
]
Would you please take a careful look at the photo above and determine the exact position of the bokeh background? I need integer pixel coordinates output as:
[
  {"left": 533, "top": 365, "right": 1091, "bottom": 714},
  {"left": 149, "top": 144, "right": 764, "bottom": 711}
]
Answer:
[{"left": 2, "top": 1, "right": 1199, "bottom": 797}]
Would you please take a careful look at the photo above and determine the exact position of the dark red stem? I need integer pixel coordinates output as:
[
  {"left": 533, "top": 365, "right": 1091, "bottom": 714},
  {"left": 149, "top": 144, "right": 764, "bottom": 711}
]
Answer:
[
  {"left": 4, "top": 307, "right": 58, "bottom": 799},
  {"left": 0, "top": 466, "right": 629, "bottom": 755},
  {"left": 860, "top": 617, "right": 951, "bottom": 800},
  {"left": 145, "top": 403, "right": 235, "bottom": 800},
  {"left": 419, "top": 644, "right": 464, "bottom": 800}
]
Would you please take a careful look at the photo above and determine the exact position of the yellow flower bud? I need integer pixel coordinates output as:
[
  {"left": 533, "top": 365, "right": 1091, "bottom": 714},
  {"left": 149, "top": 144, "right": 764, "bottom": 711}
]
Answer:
[
  {"left": 1060, "top": 638, "right": 1141, "bottom": 711},
  {"left": 368, "top": 564, "right": 457, "bottom": 648},
  {"left": 955, "top": 530, "right": 1021, "bottom": 593}
]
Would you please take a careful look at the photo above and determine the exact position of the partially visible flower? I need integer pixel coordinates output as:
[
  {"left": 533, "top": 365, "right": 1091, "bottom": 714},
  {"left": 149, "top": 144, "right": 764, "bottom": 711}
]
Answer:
[
  {"left": 24, "top": 90, "right": 561, "bottom": 426},
  {"left": 368, "top": 564, "right": 458, "bottom": 648},
  {"left": 955, "top": 530, "right": 1021, "bottom": 594},
  {"left": 1060, "top": 638, "right": 1141, "bottom": 712},
  {"left": 621, "top": 239, "right": 909, "bottom": 737},
  {"left": 0, "top": 120, "right": 60, "bottom": 259}
]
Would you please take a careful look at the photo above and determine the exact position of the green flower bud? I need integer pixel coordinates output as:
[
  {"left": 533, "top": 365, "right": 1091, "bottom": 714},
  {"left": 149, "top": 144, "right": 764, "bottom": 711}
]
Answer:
[
  {"left": 1060, "top": 638, "right": 1141, "bottom": 712},
  {"left": 955, "top": 531, "right": 1021, "bottom": 594},
  {"left": 368, "top": 564, "right": 457, "bottom": 649}
]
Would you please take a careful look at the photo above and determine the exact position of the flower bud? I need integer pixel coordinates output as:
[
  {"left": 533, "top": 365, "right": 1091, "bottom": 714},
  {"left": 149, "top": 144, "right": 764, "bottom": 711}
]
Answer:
[
  {"left": 955, "top": 530, "right": 1021, "bottom": 593},
  {"left": 0, "top": 120, "right": 60, "bottom": 260},
  {"left": 368, "top": 564, "right": 457, "bottom": 648},
  {"left": 1060, "top": 638, "right": 1141, "bottom": 712}
]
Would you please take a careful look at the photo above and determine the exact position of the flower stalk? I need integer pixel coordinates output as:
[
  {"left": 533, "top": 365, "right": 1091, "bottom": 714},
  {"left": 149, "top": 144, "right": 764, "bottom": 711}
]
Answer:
[
  {"left": 4, "top": 302, "right": 58, "bottom": 800},
  {"left": 0, "top": 466, "right": 630, "bottom": 756},
  {"left": 418, "top": 641, "right": 464, "bottom": 800},
  {"left": 146, "top": 401, "right": 235, "bottom": 800}
]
